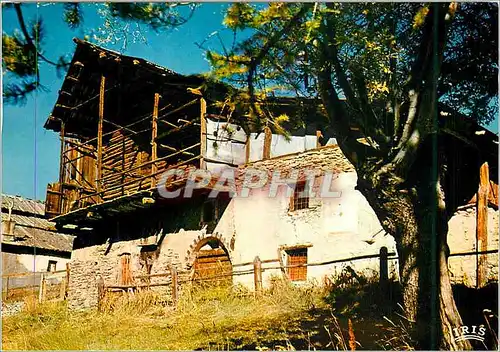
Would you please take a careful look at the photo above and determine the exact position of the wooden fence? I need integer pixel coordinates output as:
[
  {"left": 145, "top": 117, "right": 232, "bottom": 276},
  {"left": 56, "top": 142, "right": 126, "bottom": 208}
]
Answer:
[
  {"left": 98, "top": 247, "right": 498, "bottom": 310},
  {"left": 2, "top": 263, "right": 70, "bottom": 303},
  {"left": 97, "top": 249, "right": 399, "bottom": 310},
  {"left": 2, "top": 248, "right": 496, "bottom": 308}
]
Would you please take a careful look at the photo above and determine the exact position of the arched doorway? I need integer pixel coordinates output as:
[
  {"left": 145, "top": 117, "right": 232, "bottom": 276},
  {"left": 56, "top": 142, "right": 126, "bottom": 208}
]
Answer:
[{"left": 192, "top": 237, "right": 232, "bottom": 286}]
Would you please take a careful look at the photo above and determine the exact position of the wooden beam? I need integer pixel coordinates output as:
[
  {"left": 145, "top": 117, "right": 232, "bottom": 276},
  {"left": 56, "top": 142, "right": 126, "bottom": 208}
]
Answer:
[
  {"left": 96, "top": 143, "right": 201, "bottom": 181},
  {"left": 157, "top": 98, "right": 198, "bottom": 121},
  {"left": 97, "top": 75, "right": 106, "bottom": 203},
  {"left": 159, "top": 144, "right": 195, "bottom": 156},
  {"left": 58, "top": 122, "right": 66, "bottom": 215},
  {"left": 159, "top": 119, "right": 179, "bottom": 129},
  {"left": 103, "top": 119, "right": 137, "bottom": 135},
  {"left": 155, "top": 118, "right": 200, "bottom": 140},
  {"left": 476, "top": 161, "right": 489, "bottom": 288},
  {"left": 79, "top": 154, "right": 202, "bottom": 201},
  {"left": 151, "top": 93, "right": 160, "bottom": 187},
  {"left": 245, "top": 135, "right": 250, "bottom": 163},
  {"left": 263, "top": 126, "right": 272, "bottom": 160},
  {"left": 59, "top": 122, "right": 66, "bottom": 185},
  {"left": 200, "top": 97, "right": 207, "bottom": 170}
]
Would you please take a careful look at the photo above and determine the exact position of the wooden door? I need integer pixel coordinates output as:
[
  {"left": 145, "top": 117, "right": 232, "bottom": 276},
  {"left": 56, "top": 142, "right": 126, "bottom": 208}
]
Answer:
[
  {"left": 120, "top": 254, "right": 133, "bottom": 286},
  {"left": 193, "top": 248, "right": 232, "bottom": 286}
]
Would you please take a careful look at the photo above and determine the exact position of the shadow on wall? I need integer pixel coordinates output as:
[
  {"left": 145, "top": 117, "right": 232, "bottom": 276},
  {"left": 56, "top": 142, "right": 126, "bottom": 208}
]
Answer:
[{"left": 72, "top": 198, "right": 207, "bottom": 251}]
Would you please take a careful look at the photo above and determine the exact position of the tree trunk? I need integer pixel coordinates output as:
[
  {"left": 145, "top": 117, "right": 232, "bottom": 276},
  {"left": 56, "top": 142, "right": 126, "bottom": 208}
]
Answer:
[{"left": 358, "top": 168, "right": 472, "bottom": 350}]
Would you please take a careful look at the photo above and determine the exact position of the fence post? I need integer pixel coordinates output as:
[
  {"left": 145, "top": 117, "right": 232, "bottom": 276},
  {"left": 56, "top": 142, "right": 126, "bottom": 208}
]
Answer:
[
  {"left": 170, "top": 265, "right": 178, "bottom": 307},
  {"left": 379, "top": 247, "right": 388, "bottom": 294},
  {"left": 65, "top": 263, "right": 70, "bottom": 299},
  {"left": 59, "top": 276, "right": 66, "bottom": 300},
  {"left": 5, "top": 277, "right": 9, "bottom": 300},
  {"left": 253, "top": 256, "right": 262, "bottom": 294},
  {"left": 97, "top": 276, "right": 105, "bottom": 312},
  {"left": 38, "top": 273, "right": 46, "bottom": 303}
]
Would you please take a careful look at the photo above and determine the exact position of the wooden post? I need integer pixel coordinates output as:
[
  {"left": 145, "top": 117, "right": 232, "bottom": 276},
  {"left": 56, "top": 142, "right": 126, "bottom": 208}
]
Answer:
[
  {"left": 5, "top": 277, "right": 9, "bottom": 300},
  {"left": 59, "top": 277, "right": 66, "bottom": 300},
  {"left": 263, "top": 126, "right": 272, "bottom": 160},
  {"left": 477, "top": 161, "right": 489, "bottom": 288},
  {"left": 245, "top": 135, "right": 250, "bottom": 164},
  {"left": 200, "top": 97, "right": 207, "bottom": 170},
  {"left": 151, "top": 93, "right": 160, "bottom": 187},
  {"left": 38, "top": 273, "right": 46, "bottom": 303},
  {"left": 65, "top": 263, "right": 70, "bottom": 299},
  {"left": 379, "top": 246, "right": 389, "bottom": 294},
  {"left": 97, "top": 276, "right": 105, "bottom": 312},
  {"left": 96, "top": 75, "right": 106, "bottom": 203},
  {"left": 170, "top": 265, "right": 178, "bottom": 307},
  {"left": 253, "top": 256, "right": 262, "bottom": 294},
  {"left": 277, "top": 248, "right": 289, "bottom": 281},
  {"left": 58, "top": 121, "right": 66, "bottom": 213},
  {"left": 316, "top": 130, "right": 322, "bottom": 149}
]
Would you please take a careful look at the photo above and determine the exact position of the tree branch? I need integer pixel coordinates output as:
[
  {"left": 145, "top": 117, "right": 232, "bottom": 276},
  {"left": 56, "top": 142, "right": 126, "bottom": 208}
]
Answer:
[
  {"left": 246, "top": 4, "right": 311, "bottom": 116},
  {"left": 322, "top": 4, "right": 390, "bottom": 151},
  {"left": 392, "top": 3, "right": 455, "bottom": 176},
  {"left": 14, "top": 3, "right": 59, "bottom": 67},
  {"left": 316, "top": 44, "right": 376, "bottom": 167}
]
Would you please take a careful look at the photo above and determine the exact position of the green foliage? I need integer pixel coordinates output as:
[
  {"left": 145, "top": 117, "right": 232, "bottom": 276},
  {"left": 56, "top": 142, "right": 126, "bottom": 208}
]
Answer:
[
  {"left": 209, "top": 2, "right": 498, "bottom": 135},
  {"left": 63, "top": 3, "right": 82, "bottom": 29},
  {"left": 2, "top": 32, "right": 37, "bottom": 77},
  {"left": 223, "top": 3, "right": 256, "bottom": 30},
  {"left": 107, "top": 3, "right": 196, "bottom": 31}
]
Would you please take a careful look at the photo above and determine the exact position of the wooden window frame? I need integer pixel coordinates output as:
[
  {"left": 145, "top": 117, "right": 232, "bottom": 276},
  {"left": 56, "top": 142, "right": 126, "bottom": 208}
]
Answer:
[
  {"left": 285, "top": 248, "right": 308, "bottom": 282},
  {"left": 290, "top": 182, "right": 310, "bottom": 211},
  {"left": 47, "top": 260, "right": 57, "bottom": 272}
]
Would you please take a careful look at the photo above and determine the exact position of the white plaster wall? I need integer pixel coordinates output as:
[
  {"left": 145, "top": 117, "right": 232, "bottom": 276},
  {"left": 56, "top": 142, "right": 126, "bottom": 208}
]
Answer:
[
  {"left": 213, "top": 172, "right": 399, "bottom": 288},
  {"left": 447, "top": 206, "right": 499, "bottom": 287},
  {"left": 205, "top": 118, "right": 339, "bottom": 166},
  {"left": 15, "top": 253, "right": 70, "bottom": 273},
  {"left": 2, "top": 252, "right": 70, "bottom": 288}
]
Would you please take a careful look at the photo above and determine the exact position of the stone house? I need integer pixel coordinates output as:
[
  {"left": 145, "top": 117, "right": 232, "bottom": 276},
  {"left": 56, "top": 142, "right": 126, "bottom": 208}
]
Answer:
[
  {"left": 42, "top": 39, "right": 498, "bottom": 310},
  {"left": 1, "top": 194, "right": 74, "bottom": 288}
]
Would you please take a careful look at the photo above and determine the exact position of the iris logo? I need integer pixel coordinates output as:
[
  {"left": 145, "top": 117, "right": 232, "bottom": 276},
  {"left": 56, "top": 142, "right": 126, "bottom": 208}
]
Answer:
[{"left": 452, "top": 325, "right": 486, "bottom": 343}]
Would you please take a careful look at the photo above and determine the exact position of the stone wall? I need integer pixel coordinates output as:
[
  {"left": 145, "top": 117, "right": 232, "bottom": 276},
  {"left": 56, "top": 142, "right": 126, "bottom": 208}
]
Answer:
[
  {"left": 67, "top": 199, "right": 208, "bottom": 310},
  {"left": 67, "top": 228, "right": 205, "bottom": 310}
]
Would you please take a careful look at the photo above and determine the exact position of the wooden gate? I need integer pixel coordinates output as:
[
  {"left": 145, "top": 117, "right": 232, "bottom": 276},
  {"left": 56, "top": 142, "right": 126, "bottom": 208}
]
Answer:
[{"left": 192, "top": 248, "right": 232, "bottom": 286}]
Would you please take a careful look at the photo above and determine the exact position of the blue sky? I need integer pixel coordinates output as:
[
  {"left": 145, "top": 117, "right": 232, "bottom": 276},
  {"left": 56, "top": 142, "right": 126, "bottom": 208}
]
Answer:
[{"left": 2, "top": 3, "right": 499, "bottom": 201}]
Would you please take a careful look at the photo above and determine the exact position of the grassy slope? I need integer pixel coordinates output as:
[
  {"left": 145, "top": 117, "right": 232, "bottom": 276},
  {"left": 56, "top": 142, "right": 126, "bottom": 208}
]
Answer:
[
  {"left": 3, "top": 282, "right": 335, "bottom": 350},
  {"left": 2, "top": 279, "right": 425, "bottom": 350}
]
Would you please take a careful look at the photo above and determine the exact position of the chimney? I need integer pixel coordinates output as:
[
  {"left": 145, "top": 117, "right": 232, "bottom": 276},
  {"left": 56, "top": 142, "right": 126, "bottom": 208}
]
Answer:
[{"left": 2, "top": 206, "right": 16, "bottom": 242}]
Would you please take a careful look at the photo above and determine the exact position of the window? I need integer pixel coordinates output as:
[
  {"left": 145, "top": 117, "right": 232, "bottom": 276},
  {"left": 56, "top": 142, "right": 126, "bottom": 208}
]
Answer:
[
  {"left": 290, "top": 182, "right": 309, "bottom": 211},
  {"left": 47, "top": 260, "right": 57, "bottom": 272},
  {"left": 286, "top": 248, "right": 307, "bottom": 281},
  {"left": 202, "top": 200, "right": 216, "bottom": 223}
]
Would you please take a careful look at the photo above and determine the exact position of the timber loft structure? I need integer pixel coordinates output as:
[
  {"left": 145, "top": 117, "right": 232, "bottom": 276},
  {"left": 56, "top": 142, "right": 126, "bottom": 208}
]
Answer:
[
  {"left": 44, "top": 39, "right": 499, "bottom": 229},
  {"left": 44, "top": 39, "right": 236, "bottom": 221}
]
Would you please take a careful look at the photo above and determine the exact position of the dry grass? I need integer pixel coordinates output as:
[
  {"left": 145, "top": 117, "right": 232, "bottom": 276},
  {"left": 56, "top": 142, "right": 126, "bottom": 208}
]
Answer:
[
  {"left": 3, "top": 276, "right": 420, "bottom": 350},
  {"left": 2, "top": 279, "right": 341, "bottom": 350}
]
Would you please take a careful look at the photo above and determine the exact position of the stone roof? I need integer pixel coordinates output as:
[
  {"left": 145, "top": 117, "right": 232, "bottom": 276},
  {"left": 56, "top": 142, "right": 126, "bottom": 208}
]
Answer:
[
  {"left": 239, "top": 144, "right": 355, "bottom": 178},
  {"left": 1, "top": 194, "right": 74, "bottom": 253},
  {"left": 1, "top": 194, "right": 45, "bottom": 216}
]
